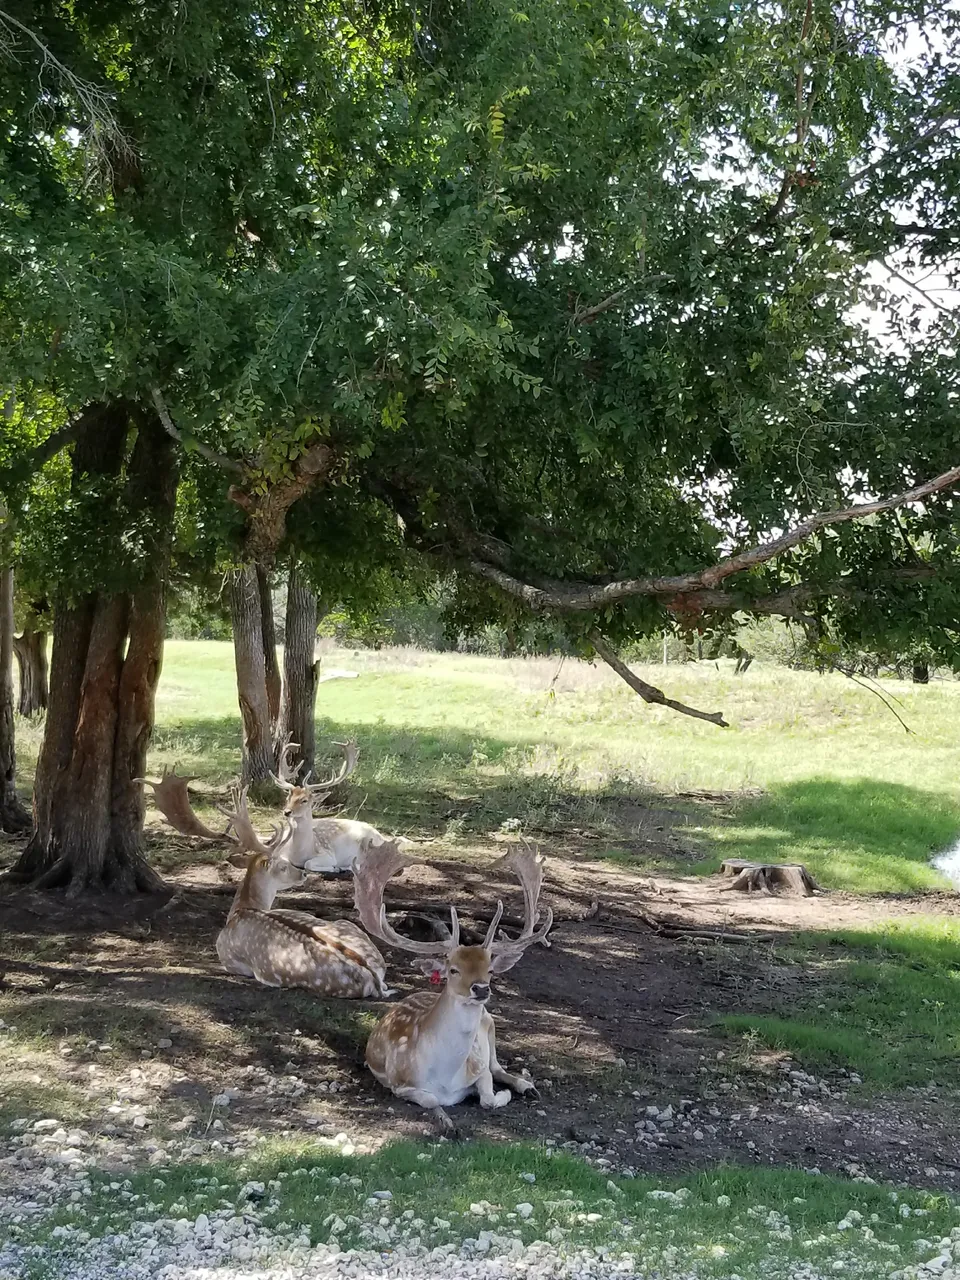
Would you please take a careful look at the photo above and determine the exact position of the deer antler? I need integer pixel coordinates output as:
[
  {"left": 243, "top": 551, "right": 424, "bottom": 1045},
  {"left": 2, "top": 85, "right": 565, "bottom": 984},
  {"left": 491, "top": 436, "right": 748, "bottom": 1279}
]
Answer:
[
  {"left": 272, "top": 735, "right": 306, "bottom": 791},
  {"left": 306, "top": 739, "right": 359, "bottom": 794},
  {"left": 353, "top": 842, "right": 457, "bottom": 956},
  {"left": 488, "top": 844, "right": 553, "bottom": 957},
  {"left": 220, "top": 784, "right": 290, "bottom": 856},
  {"left": 137, "top": 767, "right": 230, "bottom": 840}
]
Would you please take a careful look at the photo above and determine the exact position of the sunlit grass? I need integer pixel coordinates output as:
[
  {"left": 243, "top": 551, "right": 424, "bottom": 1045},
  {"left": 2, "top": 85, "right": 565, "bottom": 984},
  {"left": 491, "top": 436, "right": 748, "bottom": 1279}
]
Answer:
[
  {"left": 13, "top": 1139, "right": 960, "bottom": 1280},
  {"left": 721, "top": 918, "right": 960, "bottom": 1086},
  {"left": 13, "top": 642, "right": 960, "bottom": 890}
]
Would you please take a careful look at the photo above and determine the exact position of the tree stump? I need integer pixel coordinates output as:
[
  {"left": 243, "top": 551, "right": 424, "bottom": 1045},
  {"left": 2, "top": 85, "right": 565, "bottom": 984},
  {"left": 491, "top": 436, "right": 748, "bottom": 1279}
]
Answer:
[{"left": 718, "top": 859, "right": 823, "bottom": 896}]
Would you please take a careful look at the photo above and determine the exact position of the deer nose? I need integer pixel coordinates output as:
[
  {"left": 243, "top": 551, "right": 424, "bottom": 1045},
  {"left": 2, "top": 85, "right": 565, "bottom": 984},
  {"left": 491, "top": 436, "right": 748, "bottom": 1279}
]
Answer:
[{"left": 471, "top": 982, "right": 491, "bottom": 1002}]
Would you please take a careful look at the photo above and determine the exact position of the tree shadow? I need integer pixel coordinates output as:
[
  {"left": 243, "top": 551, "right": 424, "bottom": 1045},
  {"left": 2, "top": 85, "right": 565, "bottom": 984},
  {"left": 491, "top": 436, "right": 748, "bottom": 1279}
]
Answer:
[
  {"left": 700, "top": 777, "right": 960, "bottom": 892},
  {"left": 149, "top": 715, "right": 667, "bottom": 848}
]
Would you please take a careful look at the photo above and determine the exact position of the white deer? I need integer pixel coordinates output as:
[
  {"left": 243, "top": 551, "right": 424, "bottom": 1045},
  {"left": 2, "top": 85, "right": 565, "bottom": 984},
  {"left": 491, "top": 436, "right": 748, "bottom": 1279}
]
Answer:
[
  {"left": 353, "top": 842, "right": 552, "bottom": 1130},
  {"left": 215, "top": 791, "right": 393, "bottom": 999},
  {"left": 272, "top": 740, "right": 403, "bottom": 874}
]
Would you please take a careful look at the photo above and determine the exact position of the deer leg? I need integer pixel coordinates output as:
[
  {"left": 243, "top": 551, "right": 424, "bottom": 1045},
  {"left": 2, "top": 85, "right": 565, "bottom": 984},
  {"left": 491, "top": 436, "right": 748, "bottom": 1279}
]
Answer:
[
  {"left": 395, "top": 1086, "right": 445, "bottom": 1110},
  {"left": 394, "top": 1087, "right": 459, "bottom": 1135},
  {"left": 487, "top": 1021, "right": 538, "bottom": 1097},
  {"left": 476, "top": 1068, "right": 511, "bottom": 1109}
]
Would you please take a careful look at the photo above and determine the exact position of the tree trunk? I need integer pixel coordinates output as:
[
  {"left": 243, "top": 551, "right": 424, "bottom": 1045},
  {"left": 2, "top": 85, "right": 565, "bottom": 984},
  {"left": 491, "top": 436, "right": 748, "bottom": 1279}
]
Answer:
[
  {"left": 9, "top": 404, "right": 177, "bottom": 895},
  {"left": 12, "top": 615, "right": 49, "bottom": 717},
  {"left": 230, "top": 565, "right": 275, "bottom": 789},
  {"left": 257, "top": 565, "right": 282, "bottom": 727},
  {"left": 276, "top": 562, "right": 320, "bottom": 779},
  {"left": 912, "top": 659, "right": 930, "bottom": 684},
  {"left": 0, "top": 567, "right": 30, "bottom": 832}
]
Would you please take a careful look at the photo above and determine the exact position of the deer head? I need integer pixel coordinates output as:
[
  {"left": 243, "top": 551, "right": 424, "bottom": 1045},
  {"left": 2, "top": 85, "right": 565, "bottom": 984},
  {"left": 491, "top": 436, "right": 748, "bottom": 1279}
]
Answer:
[
  {"left": 353, "top": 842, "right": 553, "bottom": 1002},
  {"left": 273, "top": 740, "right": 359, "bottom": 821},
  {"left": 234, "top": 847, "right": 306, "bottom": 911}
]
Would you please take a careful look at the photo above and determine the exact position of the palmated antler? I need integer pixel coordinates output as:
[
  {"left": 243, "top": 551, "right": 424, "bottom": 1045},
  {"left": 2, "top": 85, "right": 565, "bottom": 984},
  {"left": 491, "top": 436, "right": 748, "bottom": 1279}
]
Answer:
[
  {"left": 353, "top": 842, "right": 457, "bottom": 956},
  {"left": 488, "top": 844, "right": 553, "bottom": 957},
  {"left": 137, "top": 767, "right": 230, "bottom": 840},
  {"left": 220, "top": 784, "right": 289, "bottom": 856}
]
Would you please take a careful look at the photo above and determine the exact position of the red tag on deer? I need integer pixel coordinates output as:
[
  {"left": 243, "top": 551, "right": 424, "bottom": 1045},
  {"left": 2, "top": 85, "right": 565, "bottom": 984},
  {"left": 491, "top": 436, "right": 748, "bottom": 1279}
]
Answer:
[{"left": 429, "top": 968, "right": 443, "bottom": 985}]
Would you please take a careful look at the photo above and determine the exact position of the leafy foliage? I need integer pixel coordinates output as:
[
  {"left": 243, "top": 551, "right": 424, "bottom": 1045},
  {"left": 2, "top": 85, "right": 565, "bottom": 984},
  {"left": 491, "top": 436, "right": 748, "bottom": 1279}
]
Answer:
[{"left": 1, "top": 0, "right": 960, "bottom": 658}]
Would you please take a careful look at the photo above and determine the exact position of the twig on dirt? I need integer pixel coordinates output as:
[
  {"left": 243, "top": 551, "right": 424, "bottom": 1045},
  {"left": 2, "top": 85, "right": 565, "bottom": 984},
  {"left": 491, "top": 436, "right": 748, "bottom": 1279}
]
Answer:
[{"left": 606, "top": 910, "right": 777, "bottom": 945}]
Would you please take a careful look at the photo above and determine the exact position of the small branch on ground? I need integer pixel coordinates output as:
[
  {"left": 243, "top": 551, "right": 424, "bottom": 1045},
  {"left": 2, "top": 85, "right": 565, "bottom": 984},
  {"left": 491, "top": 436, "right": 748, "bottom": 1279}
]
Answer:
[{"left": 590, "top": 631, "right": 728, "bottom": 727}]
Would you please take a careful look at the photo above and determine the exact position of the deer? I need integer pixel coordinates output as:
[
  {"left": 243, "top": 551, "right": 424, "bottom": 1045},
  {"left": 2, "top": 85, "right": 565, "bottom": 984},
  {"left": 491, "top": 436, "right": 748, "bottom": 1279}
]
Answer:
[
  {"left": 272, "top": 739, "right": 405, "bottom": 874},
  {"left": 353, "top": 842, "right": 553, "bottom": 1131},
  {"left": 216, "top": 792, "right": 394, "bottom": 999}
]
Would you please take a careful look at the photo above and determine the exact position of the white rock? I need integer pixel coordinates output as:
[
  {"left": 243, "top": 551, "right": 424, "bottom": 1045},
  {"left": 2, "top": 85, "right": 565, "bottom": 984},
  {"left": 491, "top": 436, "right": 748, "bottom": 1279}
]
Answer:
[{"left": 515, "top": 1203, "right": 534, "bottom": 1219}]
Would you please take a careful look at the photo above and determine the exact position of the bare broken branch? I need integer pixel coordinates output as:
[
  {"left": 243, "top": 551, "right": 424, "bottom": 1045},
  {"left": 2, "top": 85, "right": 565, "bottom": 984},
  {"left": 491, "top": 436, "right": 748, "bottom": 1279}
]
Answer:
[
  {"left": 589, "top": 631, "right": 729, "bottom": 728},
  {"left": 0, "top": 8, "right": 134, "bottom": 183}
]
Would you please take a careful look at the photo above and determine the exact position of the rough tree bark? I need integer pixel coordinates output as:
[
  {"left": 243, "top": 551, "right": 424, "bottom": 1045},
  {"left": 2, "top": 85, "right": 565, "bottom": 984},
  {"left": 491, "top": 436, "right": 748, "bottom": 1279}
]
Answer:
[
  {"left": 9, "top": 404, "right": 178, "bottom": 895},
  {"left": 258, "top": 565, "right": 282, "bottom": 726},
  {"left": 230, "top": 565, "right": 276, "bottom": 789},
  {"left": 12, "top": 608, "right": 49, "bottom": 717},
  {"left": 276, "top": 561, "right": 320, "bottom": 779},
  {"left": 0, "top": 566, "right": 30, "bottom": 832}
]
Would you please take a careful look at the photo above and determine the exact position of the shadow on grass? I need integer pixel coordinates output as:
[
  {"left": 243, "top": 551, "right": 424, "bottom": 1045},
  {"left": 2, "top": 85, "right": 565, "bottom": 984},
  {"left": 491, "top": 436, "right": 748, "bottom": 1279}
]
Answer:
[
  {"left": 694, "top": 777, "right": 960, "bottom": 892},
  {"left": 150, "top": 715, "right": 646, "bottom": 842},
  {"left": 720, "top": 919, "right": 960, "bottom": 1088}
]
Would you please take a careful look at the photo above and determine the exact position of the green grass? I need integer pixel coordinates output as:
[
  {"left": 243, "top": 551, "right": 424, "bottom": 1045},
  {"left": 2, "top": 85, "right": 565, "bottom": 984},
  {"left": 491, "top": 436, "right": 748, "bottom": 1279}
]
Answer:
[
  {"left": 697, "top": 778, "right": 960, "bottom": 891},
  {"left": 10, "top": 1139, "right": 960, "bottom": 1280},
  {"left": 720, "top": 919, "right": 960, "bottom": 1087},
  {"left": 24, "top": 641, "right": 947, "bottom": 893}
]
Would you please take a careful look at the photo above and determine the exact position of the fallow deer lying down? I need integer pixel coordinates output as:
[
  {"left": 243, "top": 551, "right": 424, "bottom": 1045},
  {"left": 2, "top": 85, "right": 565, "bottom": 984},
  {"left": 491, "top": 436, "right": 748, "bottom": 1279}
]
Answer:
[
  {"left": 353, "top": 842, "right": 553, "bottom": 1130},
  {"left": 215, "top": 795, "right": 393, "bottom": 999},
  {"left": 272, "top": 740, "right": 405, "bottom": 874}
]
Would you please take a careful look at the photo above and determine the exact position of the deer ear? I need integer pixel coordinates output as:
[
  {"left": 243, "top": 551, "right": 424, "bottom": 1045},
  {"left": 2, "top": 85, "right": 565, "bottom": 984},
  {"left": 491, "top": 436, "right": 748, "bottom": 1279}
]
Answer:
[
  {"left": 225, "top": 852, "right": 249, "bottom": 869},
  {"left": 412, "top": 958, "right": 446, "bottom": 978},
  {"left": 489, "top": 950, "right": 525, "bottom": 974}
]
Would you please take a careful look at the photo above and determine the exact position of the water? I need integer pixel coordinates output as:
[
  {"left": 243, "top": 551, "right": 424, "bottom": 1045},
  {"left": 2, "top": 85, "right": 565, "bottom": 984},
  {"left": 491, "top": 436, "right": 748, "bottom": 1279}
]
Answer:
[{"left": 932, "top": 837, "right": 960, "bottom": 888}]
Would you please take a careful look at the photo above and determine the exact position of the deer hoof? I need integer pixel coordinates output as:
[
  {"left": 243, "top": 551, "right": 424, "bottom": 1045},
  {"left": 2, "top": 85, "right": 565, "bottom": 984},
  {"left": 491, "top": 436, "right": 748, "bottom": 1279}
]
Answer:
[{"left": 481, "top": 1090, "right": 512, "bottom": 1110}]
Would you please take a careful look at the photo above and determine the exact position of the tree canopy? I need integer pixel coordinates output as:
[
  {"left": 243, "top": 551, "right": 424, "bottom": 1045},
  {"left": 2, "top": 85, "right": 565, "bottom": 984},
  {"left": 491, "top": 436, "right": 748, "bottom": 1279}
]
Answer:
[{"left": 2, "top": 0, "right": 960, "bottom": 685}]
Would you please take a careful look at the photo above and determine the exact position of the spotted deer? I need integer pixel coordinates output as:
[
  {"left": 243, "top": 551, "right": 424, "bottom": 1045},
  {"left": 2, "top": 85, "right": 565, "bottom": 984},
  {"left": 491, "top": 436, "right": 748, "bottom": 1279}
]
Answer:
[
  {"left": 272, "top": 740, "right": 403, "bottom": 874},
  {"left": 215, "top": 796, "right": 394, "bottom": 999},
  {"left": 353, "top": 842, "right": 552, "bottom": 1130}
]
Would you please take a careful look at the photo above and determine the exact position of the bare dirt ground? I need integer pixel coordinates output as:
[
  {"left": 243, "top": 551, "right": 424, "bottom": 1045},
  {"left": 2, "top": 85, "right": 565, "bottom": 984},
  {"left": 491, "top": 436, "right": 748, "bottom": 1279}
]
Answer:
[{"left": 2, "top": 809, "right": 959, "bottom": 1200}]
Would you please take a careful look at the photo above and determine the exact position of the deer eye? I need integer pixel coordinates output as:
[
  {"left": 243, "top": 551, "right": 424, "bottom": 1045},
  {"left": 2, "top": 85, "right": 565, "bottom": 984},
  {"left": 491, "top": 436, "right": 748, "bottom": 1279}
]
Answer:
[{"left": 448, "top": 966, "right": 459, "bottom": 976}]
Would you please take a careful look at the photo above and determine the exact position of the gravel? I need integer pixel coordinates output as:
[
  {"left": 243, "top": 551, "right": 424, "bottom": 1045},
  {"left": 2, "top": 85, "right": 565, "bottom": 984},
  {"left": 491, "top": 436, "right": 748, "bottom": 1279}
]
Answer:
[{"left": 2, "top": 1058, "right": 959, "bottom": 1280}]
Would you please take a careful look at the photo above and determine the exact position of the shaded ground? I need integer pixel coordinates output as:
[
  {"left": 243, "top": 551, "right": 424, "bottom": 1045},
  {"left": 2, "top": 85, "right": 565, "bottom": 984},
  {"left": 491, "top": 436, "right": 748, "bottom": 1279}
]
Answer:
[{"left": 2, "top": 801, "right": 958, "bottom": 1199}]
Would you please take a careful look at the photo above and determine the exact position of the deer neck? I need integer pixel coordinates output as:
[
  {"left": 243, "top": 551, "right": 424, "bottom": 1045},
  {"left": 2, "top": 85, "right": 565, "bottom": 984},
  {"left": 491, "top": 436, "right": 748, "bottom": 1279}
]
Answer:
[
  {"left": 421, "top": 985, "right": 486, "bottom": 1058},
  {"left": 231, "top": 874, "right": 274, "bottom": 916},
  {"left": 288, "top": 807, "right": 316, "bottom": 860}
]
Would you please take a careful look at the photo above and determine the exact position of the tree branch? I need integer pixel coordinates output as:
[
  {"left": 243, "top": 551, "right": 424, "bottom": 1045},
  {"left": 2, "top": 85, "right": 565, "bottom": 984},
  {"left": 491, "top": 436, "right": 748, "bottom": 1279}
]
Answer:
[
  {"left": 589, "top": 631, "right": 728, "bottom": 727},
  {"left": 228, "top": 441, "right": 338, "bottom": 564},
  {"left": 149, "top": 387, "right": 245, "bottom": 476},
  {"left": 842, "top": 114, "right": 960, "bottom": 194},
  {"left": 467, "top": 461, "right": 960, "bottom": 612},
  {"left": 0, "top": 7, "right": 133, "bottom": 178},
  {"left": 573, "top": 277, "right": 671, "bottom": 325}
]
